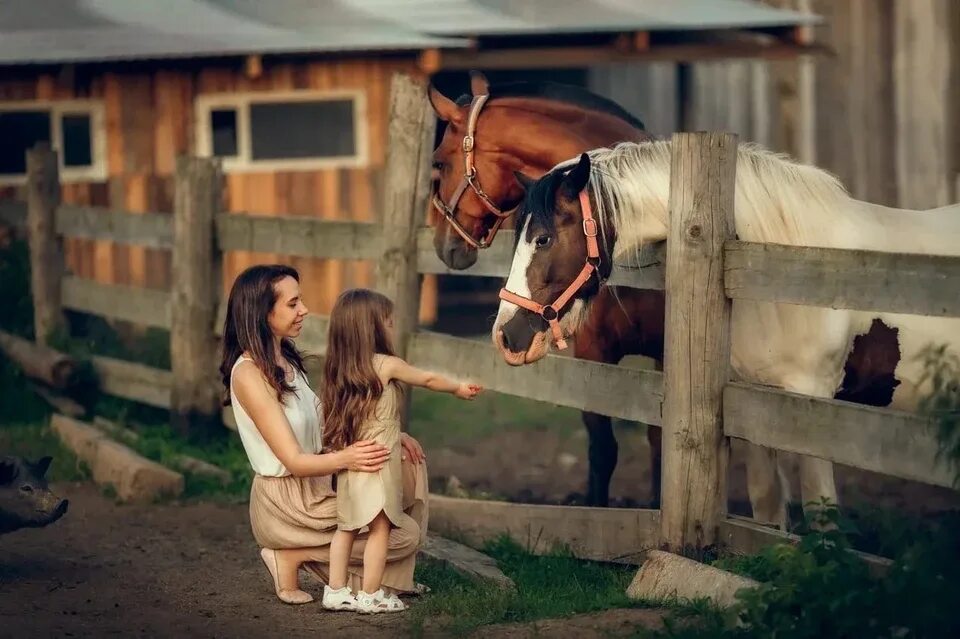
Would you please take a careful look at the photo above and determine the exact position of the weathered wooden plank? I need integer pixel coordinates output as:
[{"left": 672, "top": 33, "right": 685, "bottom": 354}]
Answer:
[
  {"left": 725, "top": 240, "right": 960, "bottom": 317},
  {"left": 416, "top": 227, "right": 667, "bottom": 289},
  {"left": 215, "top": 213, "right": 382, "bottom": 260},
  {"left": 407, "top": 332, "right": 663, "bottom": 425},
  {"left": 56, "top": 205, "right": 173, "bottom": 248},
  {"left": 428, "top": 494, "right": 660, "bottom": 564},
  {"left": 171, "top": 157, "right": 223, "bottom": 437},
  {"left": 719, "top": 515, "right": 892, "bottom": 576},
  {"left": 61, "top": 276, "right": 170, "bottom": 329},
  {"left": 26, "top": 145, "right": 66, "bottom": 344},
  {"left": 659, "top": 132, "right": 738, "bottom": 551},
  {"left": 91, "top": 356, "right": 173, "bottom": 409},
  {"left": 0, "top": 200, "right": 26, "bottom": 229},
  {"left": 723, "top": 382, "right": 955, "bottom": 489}
]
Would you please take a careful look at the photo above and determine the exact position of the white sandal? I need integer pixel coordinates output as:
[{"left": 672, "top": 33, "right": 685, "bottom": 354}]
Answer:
[
  {"left": 355, "top": 589, "right": 406, "bottom": 614},
  {"left": 322, "top": 585, "right": 359, "bottom": 612}
]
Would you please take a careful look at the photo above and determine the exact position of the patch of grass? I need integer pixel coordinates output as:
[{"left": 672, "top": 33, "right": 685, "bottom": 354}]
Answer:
[{"left": 408, "top": 535, "right": 646, "bottom": 636}]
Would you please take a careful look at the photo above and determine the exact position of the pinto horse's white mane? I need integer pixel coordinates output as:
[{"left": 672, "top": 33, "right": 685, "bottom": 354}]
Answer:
[{"left": 552, "top": 140, "right": 960, "bottom": 260}]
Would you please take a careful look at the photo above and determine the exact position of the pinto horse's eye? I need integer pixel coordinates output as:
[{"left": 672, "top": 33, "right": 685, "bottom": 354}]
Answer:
[{"left": 534, "top": 235, "right": 552, "bottom": 249}]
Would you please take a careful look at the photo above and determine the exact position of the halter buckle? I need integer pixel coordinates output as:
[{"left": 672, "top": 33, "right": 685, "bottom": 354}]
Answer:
[
  {"left": 462, "top": 135, "right": 475, "bottom": 153},
  {"left": 541, "top": 306, "right": 558, "bottom": 322},
  {"left": 583, "top": 218, "right": 598, "bottom": 238}
]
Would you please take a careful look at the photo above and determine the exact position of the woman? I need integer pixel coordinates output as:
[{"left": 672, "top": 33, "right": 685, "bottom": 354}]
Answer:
[{"left": 220, "top": 264, "right": 429, "bottom": 605}]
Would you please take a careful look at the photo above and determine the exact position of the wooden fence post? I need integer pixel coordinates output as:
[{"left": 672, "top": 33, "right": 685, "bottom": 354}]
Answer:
[
  {"left": 26, "top": 142, "right": 65, "bottom": 346},
  {"left": 171, "top": 156, "right": 223, "bottom": 439},
  {"left": 659, "top": 132, "right": 738, "bottom": 553},
  {"left": 375, "top": 72, "right": 437, "bottom": 428}
]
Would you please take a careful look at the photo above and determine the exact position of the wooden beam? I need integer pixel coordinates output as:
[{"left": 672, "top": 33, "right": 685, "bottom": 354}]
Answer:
[
  {"left": 56, "top": 205, "right": 173, "bottom": 249},
  {"left": 90, "top": 356, "right": 173, "bottom": 409},
  {"left": 429, "top": 494, "right": 660, "bottom": 564},
  {"left": 718, "top": 515, "right": 892, "bottom": 578},
  {"left": 439, "top": 42, "right": 828, "bottom": 71},
  {"left": 415, "top": 227, "right": 666, "bottom": 289},
  {"left": 724, "top": 240, "right": 960, "bottom": 317},
  {"left": 723, "top": 382, "right": 955, "bottom": 489},
  {"left": 216, "top": 213, "right": 382, "bottom": 260},
  {"left": 61, "top": 276, "right": 170, "bottom": 329},
  {"left": 0, "top": 329, "right": 78, "bottom": 389},
  {"left": 375, "top": 73, "right": 436, "bottom": 428},
  {"left": 171, "top": 156, "right": 223, "bottom": 437},
  {"left": 659, "top": 132, "right": 738, "bottom": 552},
  {"left": 26, "top": 144, "right": 66, "bottom": 345},
  {"left": 406, "top": 332, "right": 663, "bottom": 425}
]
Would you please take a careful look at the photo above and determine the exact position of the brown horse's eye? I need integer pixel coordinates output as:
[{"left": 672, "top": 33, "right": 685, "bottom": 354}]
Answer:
[{"left": 534, "top": 235, "right": 552, "bottom": 249}]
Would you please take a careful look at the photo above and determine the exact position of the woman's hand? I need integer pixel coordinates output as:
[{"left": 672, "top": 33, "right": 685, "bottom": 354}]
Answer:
[
  {"left": 454, "top": 382, "right": 483, "bottom": 400},
  {"left": 341, "top": 440, "right": 390, "bottom": 472},
  {"left": 400, "top": 433, "right": 426, "bottom": 464}
]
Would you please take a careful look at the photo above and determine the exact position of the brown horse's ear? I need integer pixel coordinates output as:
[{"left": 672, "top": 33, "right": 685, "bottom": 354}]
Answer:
[
  {"left": 513, "top": 170, "right": 536, "bottom": 192},
  {"left": 469, "top": 70, "right": 490, "bottom": 97},
  {"left": 428, "top": 84, "right": 464, "bottom": 126},
  {"left": 562, "top": 153, "right": 591, "bottom": 197}
]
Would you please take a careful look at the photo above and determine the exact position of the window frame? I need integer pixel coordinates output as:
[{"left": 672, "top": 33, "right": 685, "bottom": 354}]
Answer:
[
  {"left": 194, "top": 89, "right": 369, "bottom": 173},
  {"left": 0, "top": 99, "right": 107, "bottom": 186}
]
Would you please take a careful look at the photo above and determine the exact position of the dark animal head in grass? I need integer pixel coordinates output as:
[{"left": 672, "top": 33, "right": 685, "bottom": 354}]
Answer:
[
  {"left": 428, "top": 71, "right": 648, "bottom": 270},
  {"left": 0, "top": 455, "right": 69, "bottom": 535}
]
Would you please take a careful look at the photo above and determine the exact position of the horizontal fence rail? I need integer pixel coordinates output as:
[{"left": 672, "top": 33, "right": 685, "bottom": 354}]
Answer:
[
  {"left": 407, "top": 331, "right": 664, "bottom": 426},
  {"left": 62, "top": 276, "right": 171, "bottom": 329},
  {"left": 724, "top": 382, "right": 953, "bottom": 489},
  {"left": 725, "top": 240, "right": 960, "bottom": 317}
]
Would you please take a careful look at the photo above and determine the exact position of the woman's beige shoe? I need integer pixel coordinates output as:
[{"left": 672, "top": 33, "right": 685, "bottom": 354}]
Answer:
[{"left": 260, "top": 548, "right": 314, "bottom": 604}]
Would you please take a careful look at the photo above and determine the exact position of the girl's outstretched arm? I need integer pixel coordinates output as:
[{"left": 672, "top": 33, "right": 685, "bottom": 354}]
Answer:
[
  {"left": 381, "top": 356, "right": 482, "bottom": 399},
  {"left": 232, "top": 360, "right": 391, "bottom": 476}
]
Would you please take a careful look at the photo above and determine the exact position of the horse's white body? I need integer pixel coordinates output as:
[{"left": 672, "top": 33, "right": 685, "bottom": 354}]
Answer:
[{"left": 498, "top": 141, "right": 960, "bottom": 527}]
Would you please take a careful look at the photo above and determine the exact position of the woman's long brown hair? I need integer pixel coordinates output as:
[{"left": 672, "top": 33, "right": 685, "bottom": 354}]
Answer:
[
  {"left": 219, "top": 264, "right": 310, "bottom": 405},
  {"left": 321, "top": 289, "right": 397, "bottom": 452}
]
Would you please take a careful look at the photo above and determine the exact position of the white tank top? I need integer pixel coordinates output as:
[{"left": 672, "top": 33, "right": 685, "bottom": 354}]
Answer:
[{"left": 229, "top": 356, "right": 323, "bottom": 477}]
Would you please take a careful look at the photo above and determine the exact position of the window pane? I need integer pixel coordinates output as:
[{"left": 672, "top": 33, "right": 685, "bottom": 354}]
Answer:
[
  {"left": 249, "top": 99, "right": 355, "bottom": 161},
  {"left": 211, "top": 108, "right": 238, "bottom": 157},
  {"left": 0, "top": 111, "right": 51, "bottom": 175},
  {"left": 61, "top": 113, "right": 93, "bottom": 167}
]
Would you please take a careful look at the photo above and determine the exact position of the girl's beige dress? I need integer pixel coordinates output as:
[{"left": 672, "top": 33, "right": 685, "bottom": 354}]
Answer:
[
  {"left": 336, "top": 354, "right": 410, "bottom": 532},
  {"left": 229, "top": 356, "right": 428, "bottom": 594}
]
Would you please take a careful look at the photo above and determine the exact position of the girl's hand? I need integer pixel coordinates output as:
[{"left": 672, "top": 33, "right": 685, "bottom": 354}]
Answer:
[
  {"left": 400, "top": 432, "right": 426, "bottom": 464},
  {"left": 341, "top": 440, "right": 390, "bottom": 472},
  {"left": 454, "top": 383, "right": 483, "bottom": 400}
]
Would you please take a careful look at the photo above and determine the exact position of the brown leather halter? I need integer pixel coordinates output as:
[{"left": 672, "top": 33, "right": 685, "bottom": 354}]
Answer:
[
  {"left": 498, "top": 190, "right": 602, "bottom": 351},
  {"left": 431, "top": 93, "right": 513, "bottom": 249}
]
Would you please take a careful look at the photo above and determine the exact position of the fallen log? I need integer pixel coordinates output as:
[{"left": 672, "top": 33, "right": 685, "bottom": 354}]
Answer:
[{"left": 0, "top": 329, "right": 78, "bottom": 389}]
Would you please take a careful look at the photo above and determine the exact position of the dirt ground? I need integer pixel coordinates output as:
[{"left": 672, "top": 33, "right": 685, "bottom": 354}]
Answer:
[{"left": 0, "top": 481, "right": 667, "bottom": 639}]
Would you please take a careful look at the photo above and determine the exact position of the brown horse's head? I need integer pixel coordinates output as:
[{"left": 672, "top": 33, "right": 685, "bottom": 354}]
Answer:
[
  {"left": 428, "top": 72, "right": 648, "bottom": 270},
  {"left": 428, "top": 73, "right": 525, "bottom": 269},
  {"left": 493, "top": 153, "right": 616, "bottom": 365}
]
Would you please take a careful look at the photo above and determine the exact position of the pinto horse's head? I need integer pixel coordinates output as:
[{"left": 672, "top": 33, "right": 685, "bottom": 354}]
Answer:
[
  {"left": 492, "top": 153, "right": 616, "bottom": 365},
  {"left": 428, "top": 73, "right": 525, "bottom": 270}
]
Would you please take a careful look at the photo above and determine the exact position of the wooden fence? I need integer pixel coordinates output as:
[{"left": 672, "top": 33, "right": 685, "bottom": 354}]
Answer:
[{"left": 1, "top": 72, "right": 958, "bottom": 564}]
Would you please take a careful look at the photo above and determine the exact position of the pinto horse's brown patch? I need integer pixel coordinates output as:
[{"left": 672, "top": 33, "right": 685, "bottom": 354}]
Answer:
[{"left": 836, "top": 318, "right": 902, "bottom": 407}]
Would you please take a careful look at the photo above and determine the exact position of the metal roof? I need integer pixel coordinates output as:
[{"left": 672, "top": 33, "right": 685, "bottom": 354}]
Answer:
[
  {"left": 0, "top": 0, "right": 818, "bottom": 66},
  {"left": 345, "top": 0, "right": 821, "bottom": 36},
  {"left": 0, "top": 0, "right": 465, "bottom": 65}
]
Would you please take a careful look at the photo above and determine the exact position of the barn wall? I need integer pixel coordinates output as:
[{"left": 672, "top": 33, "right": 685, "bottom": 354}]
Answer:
[{"left": 0, "top": 56, "right": 430, "bottom": 318}]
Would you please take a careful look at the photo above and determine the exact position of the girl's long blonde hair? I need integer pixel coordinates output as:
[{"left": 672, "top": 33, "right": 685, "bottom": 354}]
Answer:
[{"left": 321, "top": 289, "right": 397, "bottom": 452}]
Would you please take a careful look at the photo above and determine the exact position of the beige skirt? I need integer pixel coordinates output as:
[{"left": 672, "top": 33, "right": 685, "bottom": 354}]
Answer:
[{"left": 249, "top": 459, "right": 428, "bottom": 594}]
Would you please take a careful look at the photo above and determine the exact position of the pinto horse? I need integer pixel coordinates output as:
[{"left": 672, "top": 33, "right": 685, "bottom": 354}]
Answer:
[
  {"left": 428, "top": 73, "right": 666, "bottom": 507},
  {"left": 494, "top": 143, "right": 960, "bottom": 527}
]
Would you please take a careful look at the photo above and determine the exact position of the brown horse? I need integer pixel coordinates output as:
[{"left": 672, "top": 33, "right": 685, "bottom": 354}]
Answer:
[{"left": 428, "top": 72, "right": 666, "bottom": 507}]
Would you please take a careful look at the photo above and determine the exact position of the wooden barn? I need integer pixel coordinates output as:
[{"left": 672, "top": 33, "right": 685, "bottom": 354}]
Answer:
[{"left": 4, "top": 0, "right": 915, "bottom": 324}]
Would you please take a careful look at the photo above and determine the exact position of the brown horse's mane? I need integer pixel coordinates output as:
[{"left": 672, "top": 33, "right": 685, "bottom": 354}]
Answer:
[{"left": 454, "top": 81, "right": 646, "bottom": 132}]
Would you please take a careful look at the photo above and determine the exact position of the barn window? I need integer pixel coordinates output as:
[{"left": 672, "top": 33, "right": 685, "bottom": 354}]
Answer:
[
  {"left": 0, "top": 100, "right": 106, "bottom": 185},
  {"left": 195, "top": 90, "right": 367, "bottom": 172}
]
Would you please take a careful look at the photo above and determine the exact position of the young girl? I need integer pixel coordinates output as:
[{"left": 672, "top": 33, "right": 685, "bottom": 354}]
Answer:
[{"left": 320, "top": 288, "right": 482, "bottom": 613}]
